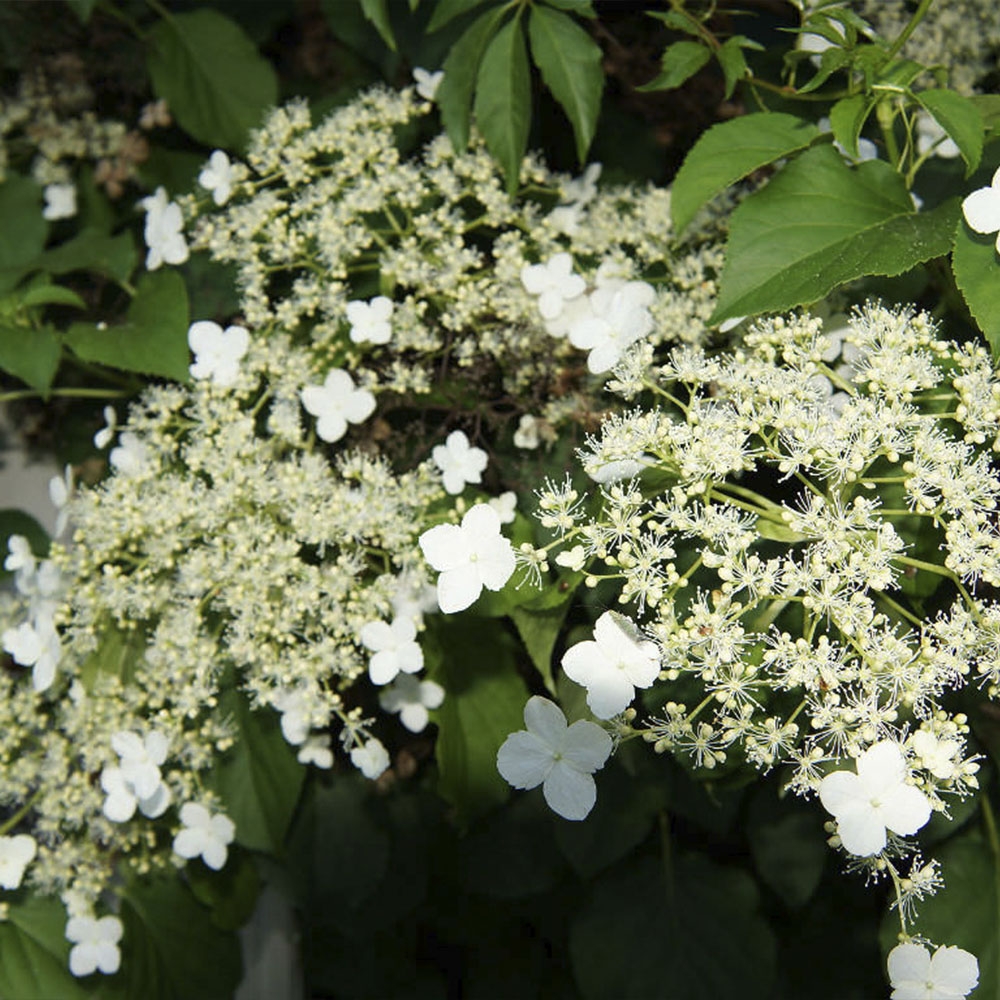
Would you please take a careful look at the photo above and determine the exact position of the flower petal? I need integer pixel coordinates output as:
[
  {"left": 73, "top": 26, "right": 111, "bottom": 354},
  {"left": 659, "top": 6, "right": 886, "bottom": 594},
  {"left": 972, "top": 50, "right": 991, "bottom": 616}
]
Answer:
[
  {"left": 881, "top": 783, "right": 932, "bottom": 837},
  {"left": 419, "top": 524, "right": 465, "bottom": 572},
  {"left": 962, "top": 186, "right": 1000, "bottom": 234},
  {"left": 543, "top": 761, "right": 597, "bottom": 820},
  {"left": 856, "top": 742, "right": 906, "bottom": 799},
  {"left": 561, "top": 720, "right": 613, "bottom": 773},
  {"left": 497, "top": 731, "right": 553, "bottom": 790},
  {"left": 888, "top": 942, "right": 930, "bottom": 990},
  {"left": 523, "top": 695, "right": 568, "bottom": 744},
  {"left": 436, "top": 563, "right": 482, "bottom": 613},
  {"left": 930, "top": 945, "right": 979, "bottom": 995},
  {"left": 836, "top": 802, "right": 887, "bottom": 856},
  {"left": 818, "top": 769, "right": 862, "bottom": 818}
]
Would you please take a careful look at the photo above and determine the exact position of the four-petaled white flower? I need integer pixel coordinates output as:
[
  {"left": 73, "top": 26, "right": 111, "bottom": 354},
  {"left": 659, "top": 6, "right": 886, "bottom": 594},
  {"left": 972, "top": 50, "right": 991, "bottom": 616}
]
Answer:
[
  {"left": 100, "top": 765, "right": 171, "bottom": 822},
  {"left": 2, "top": 619, "right": 61, "bottom": 691},
  {"left": 5, "top": 535, "right": 35, "bottom": 576},
  {"left": 173, "top": 802, "right": 235, "bottom": 870},
  {"left": 139, "top": 186, "right": 189, "bottom": 270},
  {"left": 567, "top": 281, "right": 655, "bottom": 374},
  {"left": 49, "top": 464, "right": 74, "bottom": 538},
  {"left": 109, "top": 431, "right": 150, "bottom": 477},
  {"left": 198, "top": 150, "right": 237, "bottom": 206},
  {"left": 497, "top": 696, "right": 613, "bottom": 821},
  {"left": 818, "top": 741, "right": 932, "bottom": 856},
  {"left": 300, "top": 369, "right": 376, "bottom": 443},
  {"left": 521, "top": 252, "right": 586, "bottom": 320},
  {"left": 351, "top": 738, "right": 390, "bottom": 779},
  {"left": 888, "top": 942, "right": 979, "bottom": 1000},
  {"left": 419, "top": 503, "right": 516, "bottom": 613},
  {"left": 43, "top": 183, "right": 76, "bottom": 221},
  {"left": 188, "top": 320, "right": 250, "bottom": 387},
  {"left": 360, "top": 616, "right": 424, "bottom": 685},
  {"left": 561, "top": 611, "right": 660, "bottom": 719},
  {"left": 66, "top": 914, "right": 123, "bottom": 977},
  {"left": 413, "top": 67, "right": 444, "bottom": 102},
  {"left": 432, "top": 430, "right": 488, "bottom": 495},
  {"left": 513, "top": 414, "right": 540, "bottom": 450},
  {"left": 346, "top": 296, "right": 393, "bottom": 345},
  {"left": 488, "top": 491, "right": 517, "bottom": 524},
  {"left": 298, "top": 734, "right": 333, "bottom": 769},
  {"left": 0, "top": 834, "right": 36, "bottom": 889},
  {"left": 962, "top": 165, "right": 1000, "bottom": 252},
  {"left": 101, "top": 729, "right": 172, "bottom": 822},
  {"left": 379, "top": 674, "right": 445, "bottom": 733},
  {"left": 273, "top": 688, "right": 311, "bottom": 745},
  {"left": 94, "top": 406, "right": 117, "bottom": 449},
  {"left": 909, "top": 730, "right": 962, "bottom": 781}
]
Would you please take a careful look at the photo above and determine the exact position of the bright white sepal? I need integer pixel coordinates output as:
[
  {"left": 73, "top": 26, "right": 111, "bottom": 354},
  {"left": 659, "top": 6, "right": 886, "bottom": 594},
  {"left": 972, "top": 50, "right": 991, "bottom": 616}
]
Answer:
[
  {"left": 497, "top": 696, "right": 612, "bottom": 821},
  {"left": 139, "top": 186, "right": 188, "bottom": 271},
  {"left": 561, "top": 611, "right": 660, "bottom": 719},
  {"left": 188, "top": 320, "right": 250, "bottom": 387},
  {"left": 173, "top": 802, "right": 236, "bottom": 870},
  {"left": 360, "top": 616, "right": 424, "bottom": 685},
  {"left": 521, "top": 252, "right": 586, "bottom": 321},
  {"left": 961, "top": 165, "right": 1000, "bottom": 252},
  {"left": 198, "top": 150, "right": 237, "bottom": 206},
  {"left": 412, "top": 67, "right": 443, "bottom": 101},
  {"left": 66, "top": 914, "right": 123, "bottom": 977},
  {"left": 351, "top": 738, "right": 390, "bottom": 779},
  {"left": 300, "top": 369, "right": 376, "bottom": 443},
  {"left": 818, "top": 741, "right": 932, "bottom": 856},
  {"left": 887, "top": 941, "right": 979, "bottom": 1000},
  {"left": 418, "top": 504, "right": 516, "bottom": 613},
  {"left": 379, "top": 674, "right": 444, "bottom": 733},
  {"left": 0, "top": 834, "right": 37, "bottom": 889},
  {"left": 101, "top": 766, "right": 171, "bottom": 822},
  {"left": 432, "top": 430, "right": 488, "bottom": 495},
  {"left": 346, "top": 296, "right": 393, "bottom": 344}
]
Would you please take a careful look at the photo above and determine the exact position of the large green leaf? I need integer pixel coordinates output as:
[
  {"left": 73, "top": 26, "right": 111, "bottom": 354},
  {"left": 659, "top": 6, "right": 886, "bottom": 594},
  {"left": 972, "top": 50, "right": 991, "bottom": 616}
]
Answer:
[
  {"left": 209, "top": 690, "right": 305, "bottom": 853},
  {"left": 0, "top": 324, "right": 61, "bottom": 394},
  {"left": 358, "top": 0, "right": 395, "bottom": 50},
  {"left": 36, "top": 228, "right": 137, "bottom": 284},
  {"left": 0, "top": 174, "right": 47, "bottom": 293},
  {"left": 65, "top": 270, "right": 190, "bottom": 381},
  {"left": 145, "top": 9, "right": 278, "bottom": 151},
  {"left": 121, "top": 875, "right": 242, "bottom": 1000},
  {"left": 570, "top": 854, "right": 776, "bottom": 1000},
  {"left": 917, "top": 88, "right": 984, "bottom": 177},
  {"left": 510, "top": 601, "right": 569, "bottom": 694},
  {"left": 426, "top": 0, "right": 488, "bottom": 33},
  {"left": 636, "top": 40, "right": 710, "bottom": 93},
  {"left": 710, "top": 146, "right": 959, "bottom": 324},
  {"left": 437, "top": 4, "right": 508, "bottom": 152},
  {"left": 829, "top": 94, "right": 873, "bottom": 160},
  {"left": 670, "top": 112, "right": 820, "bottom": 233},
  {"left": 527, "top": 6, "right": 603, "bottom": 163},
  {"left": 473, "top": 15, "right": 531, "bottom": 194},
  {"left": 426, "top": 618, "right": 529, "bottom": 823},
  {"left": 953, "top": 212, "right": 1000, "bottom": 358}
]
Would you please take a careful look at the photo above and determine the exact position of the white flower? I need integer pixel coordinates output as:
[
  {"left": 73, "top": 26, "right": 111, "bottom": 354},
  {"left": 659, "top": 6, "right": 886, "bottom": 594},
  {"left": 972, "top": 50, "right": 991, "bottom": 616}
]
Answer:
[
  {"left": 547, "top": 203, "right": 584, "bottom": 236},
  {"left": 888, "top": 942, "right": 979, "bottom": 1000},
  {"left": 272, "top": 688, "right": 311, "bottom": 745},
  {"left": 962, "top": 165, "right": 1000, "bottom": 252},
  {"left": 109, "top": 431, "right": 150, "bottom": 477},
  {"left": 379, "top": 674, "right": 445, "bottom": 733},
  {"left": 5, "top": 535, "right": 35, "bottom": 575},
  {"left": 42, "top": 183, "right": 76, "bottom": 221},
  {"left": 111, "top": 730, "right": 169, "bottom": 799},
  {"left": 390, "top": 570, "right": 439, "bottom": 625},
  {"left": 94, "top": 406, "right": 117, "bottom": 449},
  {"left": 916, "top": 112, "right": 960, "bottom": 159},
  {"left": 497, "top": 696, "right": 612, "bottom": 821},
  {"left": 568, "top": 281, "right": 655, "bottom": 374},
  {"left": 351, "top": 738, "right": 390, "bottom": 779},
  {"left": 584, "top": 456, "right": 646, "bottom": 484},
  {"left": 360, "top": 616, "right": 424, "bottom": 685},
  {"left": 413, "top": 67, "right": 444, "bottom": 101},
  {"left": 198, "top": 150, "right": 237, "bottom": 206},
  {"left": 488, "top": 491, "right": 517, "bottom": 524},
  {"left": 300, "top": 368, "right": 376, "bottom": 443},
  {"left": 909, "top": 730, "right": 962, "bottom": 781},
  {"left": 561, "top": 611, "right": 661, "bottom": 719},
  {"left": 139, "top": 186, "right": 188, "bottom": 270},
  {"left": 188, "top": 320, "right": 250, "bottom": 387},
  {"left": 0, "top": 834, "right": 36, "bottom": 889},
  {"left": 555, "top": 545, "right": 587, "bottom": 572},
  {"left": 297, "top": 734, "right": 333, "bottom": 769},
  {"left": 66, "top": 914, "right": 123, "bottom": 977},
  {"left": 432, "top": 430, "right": 488, "bottom": 495},
  {"left": 818, "top": 742, "right": 932, "bottom": 856},
  {"left": 419, "top": 503, "right": 516, "bottom": 613},
  {"left": 521, "top": 252, "right": 586, "bottom": 321},
  {"left": 100, "top": 765, "right": 171, "bottom": 822},
  {"left": 49, "top": 464, "right": 73, "bottom": 538},
  {"left": 513, "top": 414, "right": 541, "bottom": 450},
  {"left": 562, "top": 162, "right": 601, "bottom": 207},
  {"left": 173, "top": 802, "right": 235, "bottom": 870},
  {"left": 2, "top": 619, "right": 61, "bottom": 691},
  {"left": 346, "top": 296, "right": 393, "bottom": 345}
]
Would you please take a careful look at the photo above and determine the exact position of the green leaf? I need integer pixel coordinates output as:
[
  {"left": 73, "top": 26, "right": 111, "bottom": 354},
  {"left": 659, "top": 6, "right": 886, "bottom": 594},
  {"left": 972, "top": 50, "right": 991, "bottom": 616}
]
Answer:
[
  {"left": 0, "top": 895, "right": 96, "bottom": 1000},
  {"left": 121, "top": 875, "right": 242, "bottom": 1000},
  {"left": 647, "top": 10, "right": 703, "bottom": 36},
  {"left": 953, "top": 219, "right": 1000, "bottom": 358},
  {"left": 796, "top": 45, "right": 851, "bottom": 94},
  {"left": 0, "top": 324, "right": 61, "bottom": 394},
  {"left": 64, "top": 0, "right": 97, "bottom": 22},
  {"left": 829, "top": 93, "right": 873, "bottom": 160},
  {"left": 437, "top": 5, "right": 508, "bottom": 152},
  {"left": 972, "top": 94, "right": 1000, "bottom": 140},
  {"left": 145, "top": 10, "right": 278, "bottom": 151},
  {"left": 18, "top": 283, "right": 87, "bottom": 310},
  {"left": 637, "top": 40, "right": 710, "bottom": 93},
  {"left": 528, "top": 6, "right": 603, "bottom": 163},
  {"left": 34, "top": 229, "right": 136, "bottom": 284},
  {"left": 426, "top": 617, "right": 529, "bottom": 823},
  {"left": 0, "top": 174, "right": 47, "bottom": 293},
  {"left": 570, "top": 854, "right": 776, "bottom": 1000},
  {"left": 65, "top": 269, "right": 190, "bottom": 381},
  {"left": 670, "top": 112, "right": 819, "bottom": 233},
  {"left": 426, "top": 0, "right": 488, "bottom": 33},
  {"left": 510, "top": 601, "right": 570, "bottom": 694},
  {"left": 359, "top": 0, "right": 396, "bottom": 50},
  {"left": 474, "top": 14, "right": 531, "bottom": 194},
  {"left": 542, "top": 0, "right": 596, "bottom": 18},
  {"left": 185, "top": 850, "right": 261, "bottom": 931},
  {"left": 710, "top": 146, "right": 959, "bottom": 324},
  {"left": 716, "top": 36, "right": 759, "bottom": 101},
  {"left": 210, "top": 689, "right": 305, "bottom": 853},
  {"left": 916, "top": 88, "right": 984, "bottom": 177},
  {"left": 79, "top": 623, "right": 147, "bottom": 689}
]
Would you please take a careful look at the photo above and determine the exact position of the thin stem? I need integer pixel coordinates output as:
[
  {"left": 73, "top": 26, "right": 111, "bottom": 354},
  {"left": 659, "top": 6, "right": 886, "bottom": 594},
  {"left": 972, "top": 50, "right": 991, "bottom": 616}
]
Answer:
[
  {"left": 884, "top": 0, "right": 934, "bottom": 61},
  {"left": 0, "top": 388, "right": 132, "bottom": 403},
  {"left": 0, "top": 789, "right": 42, "bottom": 837}
]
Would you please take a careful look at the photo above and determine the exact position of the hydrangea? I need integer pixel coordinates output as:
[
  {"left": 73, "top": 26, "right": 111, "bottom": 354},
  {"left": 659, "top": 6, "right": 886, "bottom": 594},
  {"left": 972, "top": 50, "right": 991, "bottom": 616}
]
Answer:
[
  {"left": 887, "top": 942, "right": 979, "bottom": 999},
  {"left": 66, "top": 914, "right": 123, "bottom": 977},
  {"left": 412, "top": 67, "right": 443, "bottom": 101},
  {"left": 188, "top": 321, "right": 250, "bottom": 387},
  {"left": 561, "top": 611, "right": 661, "bottom": 719},
  {"left": 497, "top": 696, "right": 613, "bottom": 820},
  {"left": 432, "top": 430, "right": 488, "bottom": 495},
  {"left": 378, "top": 674, "right": 445, "bottom": 733},
  {"left": 2, "top": 619, "right": 61, "bottom": 692},
  {"left": 198, "top": 149, "right": 237, "bottom": 206},
  {"left": 109, "top": 431, "right": 150, "bottom": 477},
  {"left": 962, "top": 165, "right": 1000, "bottom": 251},
  {"left": 172, "top": 803, "right": 236, "bottom": 871},
  {"left": 42, "top": 182, "right": 76, "bottom": 221},
  {"left": 359, "top": 616, "right": 424, "bottom": 685},
  {"left": 139, "top": 186, "right": 188, "bottom": 270},
  {"left": 346, "top": 296, "right": 394, "bottom": 345},
  {"left": 351, "top": 738, "right": 390, "bottom": 779},
  {"left": 818, "top": 742, "right": 932, "bottom": 856},
  {"left": 101, "top": 730, "right": 171, "bottom": 823},
  {"left": 300, "top": 368, "right": 376, "bottom": 443},
  {"left": 0, "top": 834, "right": 37, "bottom": 889},
  {"left": 521, "top": 252, "right": 586, "bottom": 320},
  {"left": 567, "top": 280, "right": 655, "bottom": 374},
  {"left": 487, "top": 491, "right": 517, "bottom": 525},
  {"left": 93, "top": 406, "right": 117, "bottom": 449},
  {"left": 419, "top": 504, "right": 516, "bottom": 613}
]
